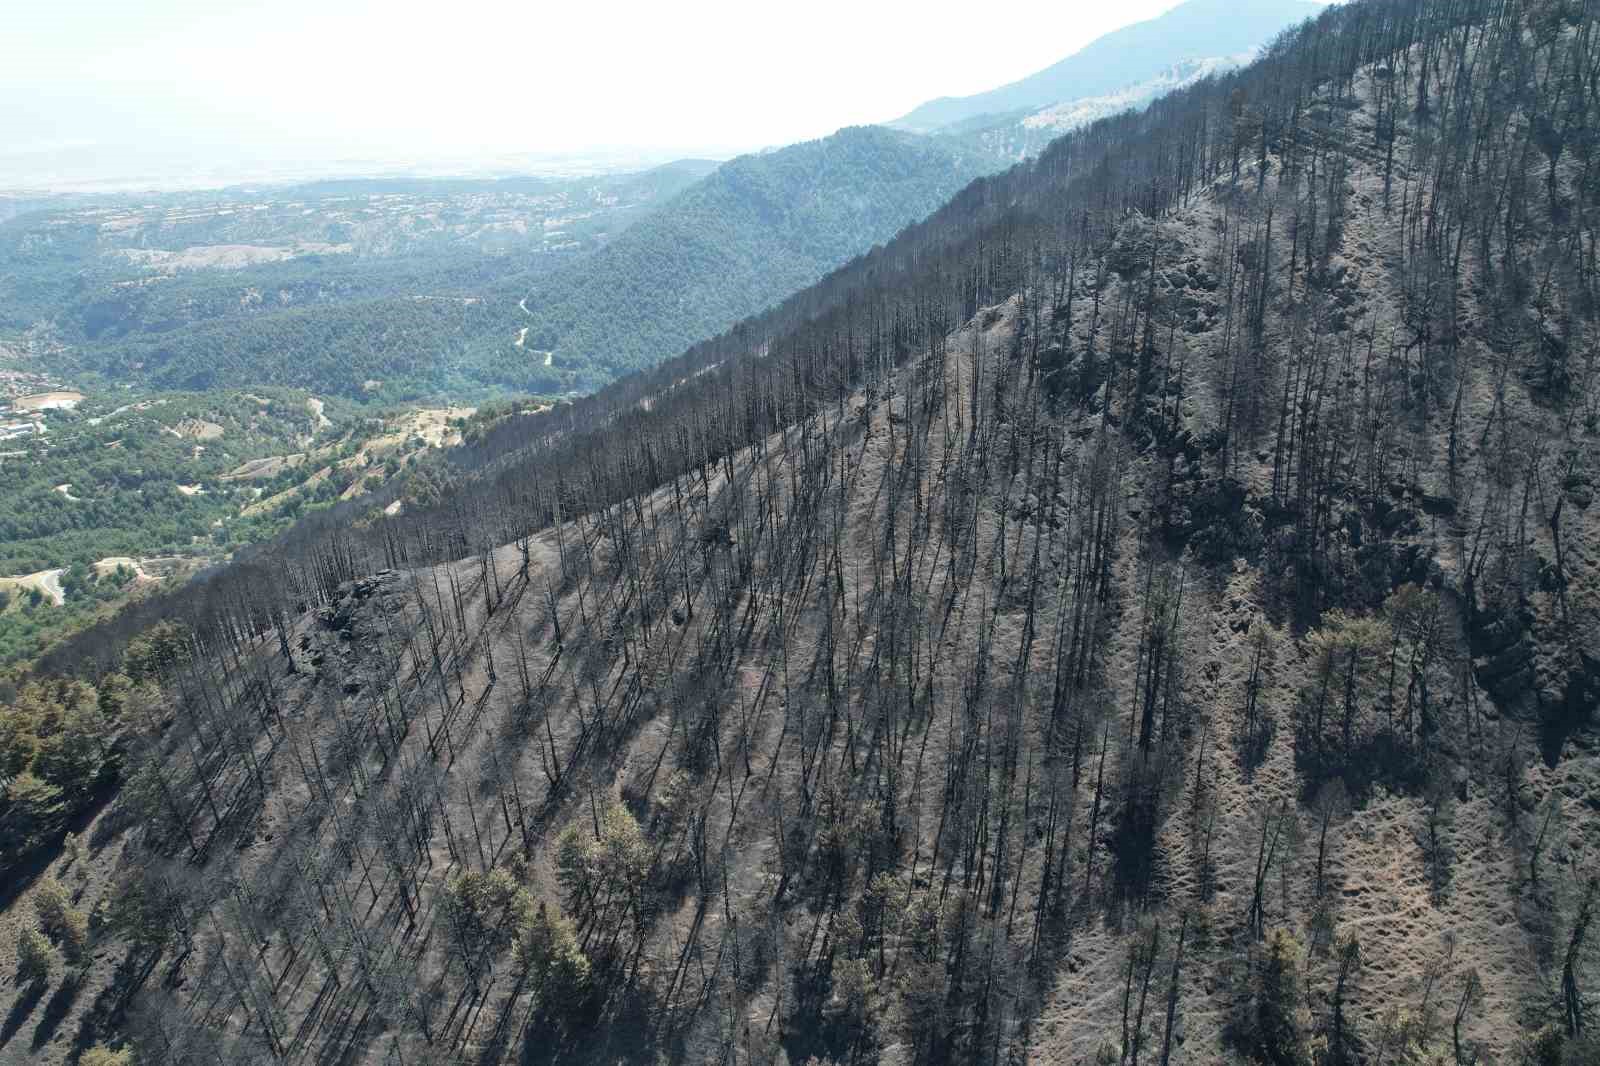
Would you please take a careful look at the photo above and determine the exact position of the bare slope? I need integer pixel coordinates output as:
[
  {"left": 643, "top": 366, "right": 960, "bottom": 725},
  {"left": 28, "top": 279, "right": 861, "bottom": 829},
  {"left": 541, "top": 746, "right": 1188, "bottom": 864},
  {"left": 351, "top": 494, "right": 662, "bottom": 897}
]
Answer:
[{"left": 35, "top": 283, "right": 1593, "bottom": 1065}]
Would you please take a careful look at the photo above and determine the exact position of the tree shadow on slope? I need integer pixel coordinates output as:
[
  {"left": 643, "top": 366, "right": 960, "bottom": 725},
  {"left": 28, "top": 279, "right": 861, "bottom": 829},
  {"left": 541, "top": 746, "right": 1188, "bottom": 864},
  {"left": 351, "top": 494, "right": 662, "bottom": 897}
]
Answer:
[
  {"left": 0, "top": 845, "right": 59, "bottom": 916},
  {"left": 778, "top": 1009, "right": 876, "bottom": 1066},
  {"left": 28, "top": 972, "right": 83, "bottom": 1054},
  {"left": 0, "top": 772, "right": 124, "bottom": 914},
  {"left": 0, "top": 981, "right": 46, "bottom": 1053},
  {"left": 517, "top": 989, "right": 655, "bottom": 1066},
  {"left": 1109, "top": 791, "right": 1174, "bottom": 908},
  {"left": 1292, "top": 719, "right": 1428, "bottom": 806},
  {"left": 1236, "top": 714, "right": 1277, "bottom": 779},
  {"left": 1537, "top": 685, "right": 1596, "bottom": 768},
  {"left": 68, "top": 947, "right": 163, "bottom": 1061}
]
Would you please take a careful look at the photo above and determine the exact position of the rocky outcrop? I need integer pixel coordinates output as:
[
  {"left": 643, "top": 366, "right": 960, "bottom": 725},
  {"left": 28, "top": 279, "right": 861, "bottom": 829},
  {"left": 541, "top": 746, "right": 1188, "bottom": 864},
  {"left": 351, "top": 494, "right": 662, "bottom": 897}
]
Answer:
[
  {"left": 290, "top": 571, "right": 405, "bottom": 685},
  {"left": 1162, "top": 476, "right": 1261, "bottom": 563}
]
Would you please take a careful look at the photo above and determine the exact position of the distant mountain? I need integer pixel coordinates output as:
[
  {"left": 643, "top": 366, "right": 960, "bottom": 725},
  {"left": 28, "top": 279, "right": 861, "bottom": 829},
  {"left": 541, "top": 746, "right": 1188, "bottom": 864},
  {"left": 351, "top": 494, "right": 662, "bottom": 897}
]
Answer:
[
  {"left": 891, "top": 0, "right": 1319, "bottom": 134},
  {"left": 0, "top": 163, "right": 716, "bottom": 401},
  {"left": 0, "top": 164, "right": 716, "bottom": 338},
  {"left": 509, "top": 125, "right": 999, "bottom": 388},
  {"left": 36, "top": 127, "right": 996, "bottom": 400},
  {"left": 257, "top": 161, "right": 722, "bottom": 203},
  {"left": 948, "top": 53, "right": 1257, "bottom": 163}
]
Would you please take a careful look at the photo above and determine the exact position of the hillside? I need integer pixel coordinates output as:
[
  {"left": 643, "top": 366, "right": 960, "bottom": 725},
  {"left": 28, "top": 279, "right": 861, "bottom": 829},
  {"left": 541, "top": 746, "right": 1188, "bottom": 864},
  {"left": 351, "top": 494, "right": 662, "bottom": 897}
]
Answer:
[
  {"left": 0, "top": 166, "right": 712, "bottom": 332},
  {"left": 2, "top": 1, "right": 1599, "bottom": 1065},
  {"left": 509, "top": 126, "right": 1000, "bottom": 389},
  {"left": 891, "top": 0, "right": 1321, "bottom": 133},
  {"left": 0, "top": 165, "right": 714, "bottom": 404},
  {"left": 4, "top": 131, "right": 997, "bottom": 403}
]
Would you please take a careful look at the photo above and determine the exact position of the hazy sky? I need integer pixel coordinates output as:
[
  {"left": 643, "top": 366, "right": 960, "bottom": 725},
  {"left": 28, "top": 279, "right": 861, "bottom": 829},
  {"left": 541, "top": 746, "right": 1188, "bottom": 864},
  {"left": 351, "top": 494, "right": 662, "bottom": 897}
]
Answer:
[{"left": 5, "top": 0, "right": 1196, "bottom": 185}]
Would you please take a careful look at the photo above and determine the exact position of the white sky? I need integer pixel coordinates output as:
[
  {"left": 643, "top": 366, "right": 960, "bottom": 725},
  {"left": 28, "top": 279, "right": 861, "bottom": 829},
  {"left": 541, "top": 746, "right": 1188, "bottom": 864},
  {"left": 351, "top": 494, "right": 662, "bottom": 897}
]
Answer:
[{"left": 3, "top": 0, "right": 1192, "bottom": 183}]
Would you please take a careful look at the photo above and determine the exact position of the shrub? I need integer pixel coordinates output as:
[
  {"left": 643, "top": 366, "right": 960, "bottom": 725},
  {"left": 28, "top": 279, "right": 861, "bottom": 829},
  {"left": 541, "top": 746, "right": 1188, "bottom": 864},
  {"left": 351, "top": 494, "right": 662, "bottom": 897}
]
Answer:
[
  {"left": 443, "top": 867, "right": 532, "bottom": 987},
  {"left": 555, "top": 801, "right": 649, "bottom": 916},
  {"left": 34, "top": 880, "right": 90, "bottom": 964},
  {"left": 1229, "top": 928, "right": 1311, "bottom": 1066},
  {"left": 15, "top": 923, "right": 58, "bottom": 986},
  {"left": 445, "top": 869, "right": 526, "bottom": 939},
  {"left": 0, "top": 771, "right": 67, "bottom": 857},
  {"left": 513, "top": 900, "right": 591, "bottom": 1020}
]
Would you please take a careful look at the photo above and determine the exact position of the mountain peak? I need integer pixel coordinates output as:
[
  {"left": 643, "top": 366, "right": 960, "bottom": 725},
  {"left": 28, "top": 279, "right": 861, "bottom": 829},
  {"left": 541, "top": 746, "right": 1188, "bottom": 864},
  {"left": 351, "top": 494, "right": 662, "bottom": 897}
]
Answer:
[{"left": 890, "top": 0, "right": 1322, "bottom": 134}]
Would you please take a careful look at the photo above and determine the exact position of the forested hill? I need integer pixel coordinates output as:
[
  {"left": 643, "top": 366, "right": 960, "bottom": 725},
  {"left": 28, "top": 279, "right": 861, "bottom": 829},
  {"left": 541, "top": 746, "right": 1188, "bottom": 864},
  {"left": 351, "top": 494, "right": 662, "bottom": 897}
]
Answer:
[
  {"left": 6, "top": 0, "right": 1600, "bottom": 1064},
  {"left": 889, "top": 0, "right": 1322, "bottom": 133},
  {"left": 32, "top": 128, "right": 997, "bottom": 401},
  {"left": 510, "top": 126, "right": 1001, "bottom": 389}
]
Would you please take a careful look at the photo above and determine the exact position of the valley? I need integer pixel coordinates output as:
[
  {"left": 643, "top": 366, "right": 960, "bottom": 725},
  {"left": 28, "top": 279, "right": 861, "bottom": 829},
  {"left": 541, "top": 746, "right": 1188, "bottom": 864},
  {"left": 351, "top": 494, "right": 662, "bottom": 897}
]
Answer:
[
  {"left": 1, "top": 131, "right": 1000, "bottom": 403},
  {"left": 0, "top": 165, "right": 717, "bottom": 404}
]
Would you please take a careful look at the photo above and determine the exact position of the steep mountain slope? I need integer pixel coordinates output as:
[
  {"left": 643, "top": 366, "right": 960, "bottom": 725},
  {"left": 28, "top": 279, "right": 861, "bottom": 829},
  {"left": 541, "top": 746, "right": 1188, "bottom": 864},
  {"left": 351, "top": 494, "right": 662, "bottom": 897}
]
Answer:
[
  {"left": 891, "top": 0, "right": 1321, "bottom": 133},
  {"left": 4, "top": 1, "right": 1600, "bottom": 1065},
  {"left": 0, "top": 165, "right": 716, "bottom": 403}
]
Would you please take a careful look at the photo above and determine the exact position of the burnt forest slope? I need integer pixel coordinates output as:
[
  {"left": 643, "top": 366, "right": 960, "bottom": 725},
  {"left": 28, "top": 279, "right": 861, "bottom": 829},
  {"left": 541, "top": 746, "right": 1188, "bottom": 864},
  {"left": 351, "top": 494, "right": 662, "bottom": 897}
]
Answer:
[{"left": 3, "top": 0, "right": 1599, "bottom": 1064}]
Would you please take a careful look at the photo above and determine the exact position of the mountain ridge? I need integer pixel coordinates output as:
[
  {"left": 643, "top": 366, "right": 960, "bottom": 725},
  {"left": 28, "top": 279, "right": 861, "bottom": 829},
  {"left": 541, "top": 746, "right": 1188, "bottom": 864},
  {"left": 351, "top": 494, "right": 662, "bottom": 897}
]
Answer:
[
  {"left": 941, "top": 52, "right": 1258, "bottom": 163},
  {"left": 891, "top": 0, "right": 1322, "bottom": 133}
]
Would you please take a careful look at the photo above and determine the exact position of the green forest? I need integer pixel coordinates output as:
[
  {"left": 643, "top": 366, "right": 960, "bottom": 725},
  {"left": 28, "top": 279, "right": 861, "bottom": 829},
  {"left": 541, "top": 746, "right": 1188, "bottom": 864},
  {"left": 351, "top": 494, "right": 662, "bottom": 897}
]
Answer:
[
  {"left": 1, "top": 129, "right": 1002, "bottom": 403},
  {"left": 508, "top": 127, "right": 1000, "bottom": 388}
]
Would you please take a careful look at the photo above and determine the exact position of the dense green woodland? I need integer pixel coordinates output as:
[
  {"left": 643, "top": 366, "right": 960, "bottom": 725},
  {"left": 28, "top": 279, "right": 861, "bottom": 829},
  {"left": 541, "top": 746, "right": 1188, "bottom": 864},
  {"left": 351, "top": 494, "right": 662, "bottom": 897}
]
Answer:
[
  {"left": 0, "top": 390, "right": 338, "bottom": 559},
  {"left": 2, "top": 1, "right": 1600, "bottom": 1065},
  {"left": 509, "top": 127, "right": 1001, "bottom": 389},
  {"left": 91, "top": 294, "right": 525, "bottom": 401},
  {"left": 1, "top": 130, "right": 1000, "bottom": 402},
  {"left": 0, "top": 394, "right": 325, "bottom": 553},
  {"left": 0, "top": 165, "right": 714, "bottom": 402}
]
